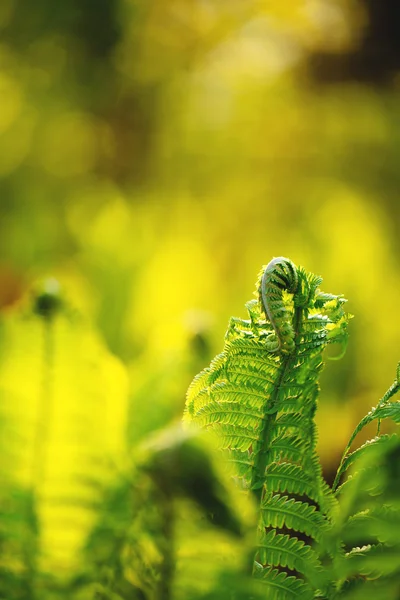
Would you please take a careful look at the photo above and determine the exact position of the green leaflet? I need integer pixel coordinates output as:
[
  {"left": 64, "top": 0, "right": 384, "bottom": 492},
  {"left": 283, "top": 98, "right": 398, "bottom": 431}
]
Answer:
[
  {"left": 257, "top": 529, "right": 321, "bottom": 575},
  {"left": 341, "top": 543, "right": 400, "bottom": 579},
  {"left": 264, "top": 462, "right": 320, "bottom": 502},
  {"left": 253, "top": 564, "right": 314, "bottom": 600},
  {"left": 260, "top": 494, "right": 325, "bottom": 541},
  {"left": 269, "top": 433, "right": 306, "bottom": 463},
  {"left": 341, "top": 506, "right": 400, "bottom": 546}
]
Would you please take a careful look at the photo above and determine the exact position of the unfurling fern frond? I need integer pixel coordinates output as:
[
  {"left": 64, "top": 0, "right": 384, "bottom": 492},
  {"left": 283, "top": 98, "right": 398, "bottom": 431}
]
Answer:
[
  {"left": 258, "top": 257, "right": 299, "bottom": 353},
  {"left": 184, "top": 257, "right": 350, "bottom": 595}
]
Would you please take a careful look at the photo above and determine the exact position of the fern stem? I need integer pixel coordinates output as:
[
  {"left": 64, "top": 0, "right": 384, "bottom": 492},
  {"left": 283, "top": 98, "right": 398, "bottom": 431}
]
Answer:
[
  {"left": 251, "top": 304, "right": 304, "bottom": 583},
  {"left": 250, "top": 355, "right": 291, "bottom": 500},
  {"left": 32, "top": 317, "right": 54, "bottom": 490},
  {"left": 250, "top": 304, "right": 303, "bottom": 501}
]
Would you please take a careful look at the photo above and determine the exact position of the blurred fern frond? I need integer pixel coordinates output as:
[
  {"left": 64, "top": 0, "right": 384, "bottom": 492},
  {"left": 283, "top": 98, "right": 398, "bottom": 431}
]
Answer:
[{"left": 0, "top": 281, "right": 129, "bottom": 593}]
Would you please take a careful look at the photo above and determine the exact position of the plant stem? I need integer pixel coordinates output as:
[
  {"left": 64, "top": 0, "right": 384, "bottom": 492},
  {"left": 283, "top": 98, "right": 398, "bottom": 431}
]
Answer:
[
  {"left": 250, "top": 354, "right": 291, "bottom": 502},
  {"left": 32, "top": 317, "right": 54, "bottom": 490},
  {"left": 250, "top": 303, "right": 303, "bottom": 499}
]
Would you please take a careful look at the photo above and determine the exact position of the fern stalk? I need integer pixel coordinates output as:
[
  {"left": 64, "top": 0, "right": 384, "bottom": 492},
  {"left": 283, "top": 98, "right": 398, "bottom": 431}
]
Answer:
[
  {"left": 32, "top": 279, "right": 61, "bottom": 491},
  {"left": 32, "top": 317, "right": 54, "bottom": 491},
  {"left": 250, "top": 305, "right": 303, "bottom": 500}
]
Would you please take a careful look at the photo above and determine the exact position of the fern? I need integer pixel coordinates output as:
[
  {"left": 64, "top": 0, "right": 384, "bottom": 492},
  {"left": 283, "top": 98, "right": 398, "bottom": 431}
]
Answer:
[
  {"left": 3, "top": 259, "right": 400, "bottom": 599},
  {"left": 0, "top": 281, "right": 264, "bottom": 600},
  {"left": 185, "top": 257, "right": 350, "bottom": 595},
  {"left": 333, "top": 364, "right": 400, "bottom": 491},
  {"left": 183, "top": 258, "right": 400, "bottom": 598},
  {"left": 0, "top": 280, "right": 130, "bottom": 597},
  {"left": 327, "top": 427, "right": 400, "bottom": 599}
]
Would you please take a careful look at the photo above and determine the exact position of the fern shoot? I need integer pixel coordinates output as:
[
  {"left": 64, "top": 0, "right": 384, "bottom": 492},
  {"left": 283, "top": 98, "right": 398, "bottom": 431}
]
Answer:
[{"left": 184, "top": 257, "right": 350, "bottom": 596}]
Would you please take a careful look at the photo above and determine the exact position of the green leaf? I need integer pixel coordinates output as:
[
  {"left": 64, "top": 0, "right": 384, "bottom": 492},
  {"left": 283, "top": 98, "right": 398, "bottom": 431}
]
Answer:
[
  {"left": 260, "top": 494, "right": 325, "bottom": 541},
  {"left": 265, "top": 462, "right": 319, "bottom": 502},
  {"left": 257, "top": 529, "right": 321, "bottom": 575},
  {"left": 253, "top": 564, "right": 314, "bottom": 600}
]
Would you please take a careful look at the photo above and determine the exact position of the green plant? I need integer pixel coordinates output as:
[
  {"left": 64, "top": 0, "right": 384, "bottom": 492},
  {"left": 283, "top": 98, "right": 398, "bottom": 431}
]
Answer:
[
  {"left": 184, "top": 257, "right": 400, "bottom": 599},
  {"left": 0, "top": 280, "right": 261, "bottom": 599},
  {"left": 1, "top": 258, "right": 400, "bottom": 599}
]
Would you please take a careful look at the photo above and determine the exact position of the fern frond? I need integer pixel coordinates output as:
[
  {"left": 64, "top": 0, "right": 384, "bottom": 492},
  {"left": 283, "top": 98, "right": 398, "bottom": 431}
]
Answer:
[
  {"left": 0, "top": 286, "right": 129, "bottom": 596},
  {"left": 184, "top": 257, "right": 350, "bottom": 593},
  {"left": 333, "top": 365, "right": 400, "bottom": 491},
  {"left": 335, "top": 435, "right": 394, "bottom": 484}
]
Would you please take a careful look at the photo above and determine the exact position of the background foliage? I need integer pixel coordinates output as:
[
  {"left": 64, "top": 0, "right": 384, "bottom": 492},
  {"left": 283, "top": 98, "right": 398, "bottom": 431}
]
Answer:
[{"left": 0, "top": 0, "right": 400, "bottom": 592}]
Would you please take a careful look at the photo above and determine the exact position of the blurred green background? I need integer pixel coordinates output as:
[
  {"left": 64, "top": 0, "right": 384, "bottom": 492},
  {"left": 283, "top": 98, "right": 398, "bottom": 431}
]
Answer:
[{"left": 1, "top": 0, "right": 400, "bottom": 478}]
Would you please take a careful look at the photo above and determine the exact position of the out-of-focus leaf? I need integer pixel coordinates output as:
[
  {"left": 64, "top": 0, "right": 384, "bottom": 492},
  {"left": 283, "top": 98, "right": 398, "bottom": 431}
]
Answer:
[{"left": 0, "top": 292, "right": 129, "bottom": 582}]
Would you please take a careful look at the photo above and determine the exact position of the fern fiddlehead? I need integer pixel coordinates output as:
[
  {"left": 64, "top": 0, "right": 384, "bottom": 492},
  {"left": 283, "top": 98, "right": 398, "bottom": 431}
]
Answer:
[
  {"left": 259, "top": 257, "right": 299, "bottom": 354},
  {"left": 184, "top": 257, "right": 350, "bottom": 598}
]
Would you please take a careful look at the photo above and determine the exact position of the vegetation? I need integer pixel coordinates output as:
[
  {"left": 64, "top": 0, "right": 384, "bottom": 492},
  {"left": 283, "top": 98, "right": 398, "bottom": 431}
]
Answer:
[
  {"left": 1, "top": 2, "right": 400, "bottom": 598},
  {"left": 1, "top": 257, "right": 400, "bottom": 598},
  {"left": 185, "top": 257, "right": 400, "bottom": 598}
]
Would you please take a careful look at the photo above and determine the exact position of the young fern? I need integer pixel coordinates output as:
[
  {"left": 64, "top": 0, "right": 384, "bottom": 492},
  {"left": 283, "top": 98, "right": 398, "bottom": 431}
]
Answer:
[
  {"left": 259, "top": 257, "right": 299, "bottom": 353},
  {"left": 184, "top": 257, "right": 350, "bottom": 597}
]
